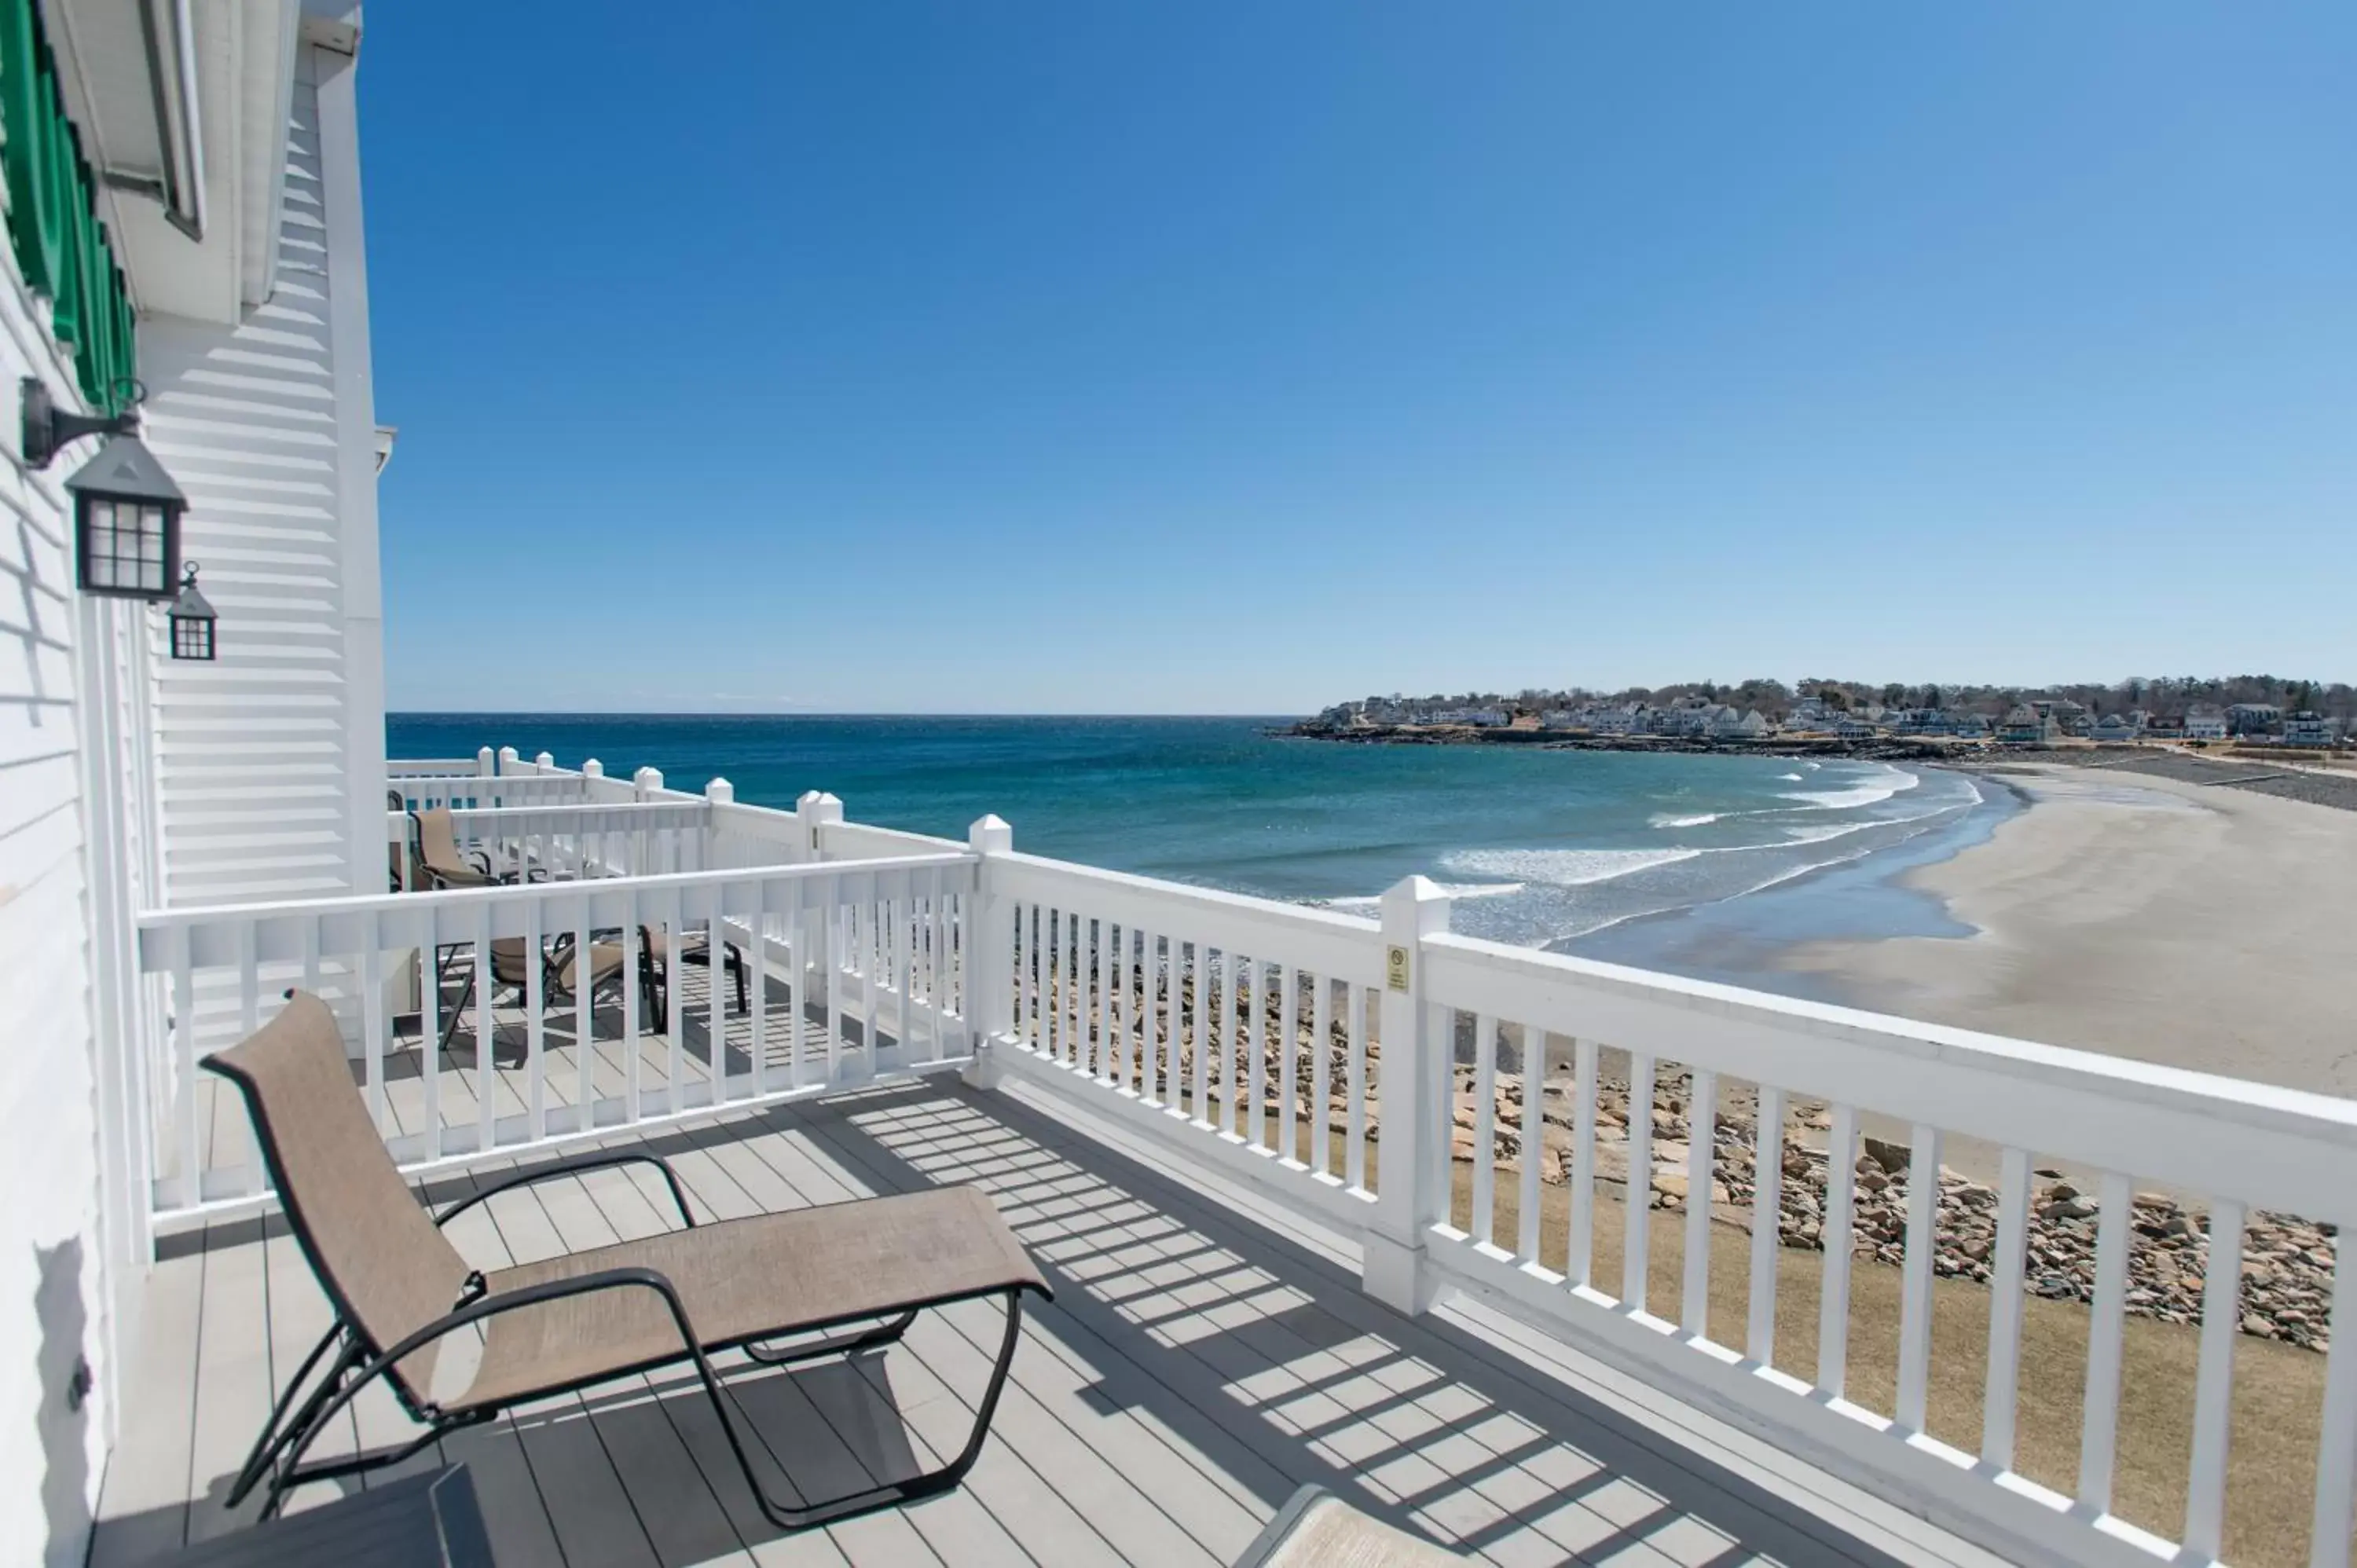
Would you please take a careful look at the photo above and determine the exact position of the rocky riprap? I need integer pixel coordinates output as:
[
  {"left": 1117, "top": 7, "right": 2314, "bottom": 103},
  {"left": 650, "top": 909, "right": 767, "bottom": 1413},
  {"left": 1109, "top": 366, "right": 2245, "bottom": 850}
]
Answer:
[
  {"left": 1457, "top": 1070, "right": 2337, "bottom": 1352},
  {"left": 1060, "top": 970, "right": 2336, "bottom": 1352}
]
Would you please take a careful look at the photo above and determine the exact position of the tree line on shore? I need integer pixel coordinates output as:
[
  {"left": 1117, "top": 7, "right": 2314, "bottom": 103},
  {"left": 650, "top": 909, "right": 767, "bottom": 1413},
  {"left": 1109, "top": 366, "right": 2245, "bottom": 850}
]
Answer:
[{"left": 1365, "top": 674, "right": 2355, "bottom": 723}]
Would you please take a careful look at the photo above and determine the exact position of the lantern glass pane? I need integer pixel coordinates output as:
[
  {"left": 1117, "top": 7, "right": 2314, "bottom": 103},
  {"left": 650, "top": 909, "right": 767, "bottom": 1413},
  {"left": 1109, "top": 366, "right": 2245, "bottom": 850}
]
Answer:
[{"left": 80, "top": 496, "right": 170, "bottom": 595}]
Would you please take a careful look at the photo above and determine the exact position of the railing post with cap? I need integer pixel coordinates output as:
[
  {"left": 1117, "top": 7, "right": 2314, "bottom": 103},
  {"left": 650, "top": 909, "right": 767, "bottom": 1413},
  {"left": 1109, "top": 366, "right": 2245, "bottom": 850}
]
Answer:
[
  {"left": 964, "top": 815, "right": 1014, "bottom": 1088},
  {"left": 1365, "top": 875, "right": 1453, "bottom": 1315},
  {"left": 706, "top": 779, "right": 733, "bottom": 871},
  {"left": 633, "top": 767, "right": 663, "bottom": 802},
  {"left": 798, "top": 790, "right": 842, "bottom": 862},
  {"left": 476, "top": 746, "right": 495, "bottom": 778}
]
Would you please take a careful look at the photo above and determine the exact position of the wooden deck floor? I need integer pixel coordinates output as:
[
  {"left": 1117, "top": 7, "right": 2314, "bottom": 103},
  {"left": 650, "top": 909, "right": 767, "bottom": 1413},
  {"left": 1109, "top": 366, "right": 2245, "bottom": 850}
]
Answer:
[{"left": 93, "top": 1070, "right": 2012, "bottom": 1567}]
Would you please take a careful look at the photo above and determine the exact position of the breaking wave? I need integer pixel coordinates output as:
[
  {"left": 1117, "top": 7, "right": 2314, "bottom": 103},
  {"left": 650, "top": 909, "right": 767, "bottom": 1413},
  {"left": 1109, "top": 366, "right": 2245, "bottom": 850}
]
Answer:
[{"left": 1439, "top": 846, "right": 1701, "bottom": 887}]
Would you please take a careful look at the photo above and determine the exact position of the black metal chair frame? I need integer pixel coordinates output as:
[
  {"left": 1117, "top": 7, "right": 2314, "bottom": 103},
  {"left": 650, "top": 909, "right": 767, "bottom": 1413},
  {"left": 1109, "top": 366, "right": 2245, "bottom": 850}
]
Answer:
[
  {"left": 645, "top": 925, "right": 752, "bottom": 1032},
  {"left": 431, "top": 931, "right": 655, "bottom": 1057},
  {"left": 221, "top": 1145, "right": 1035, "bottom": 1532}
]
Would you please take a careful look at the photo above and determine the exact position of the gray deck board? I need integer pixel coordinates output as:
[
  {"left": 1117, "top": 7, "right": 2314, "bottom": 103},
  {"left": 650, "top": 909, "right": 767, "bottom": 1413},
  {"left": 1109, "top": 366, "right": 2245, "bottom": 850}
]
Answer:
[{"left": 93, "top": 1064, "right": 2007, "bottom": 1567}]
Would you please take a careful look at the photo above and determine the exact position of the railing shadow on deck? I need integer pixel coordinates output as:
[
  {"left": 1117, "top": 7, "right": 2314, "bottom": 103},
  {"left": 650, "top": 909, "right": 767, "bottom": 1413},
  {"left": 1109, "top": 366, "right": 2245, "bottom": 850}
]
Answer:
[
  {"left": 147, "top": 1080, "right": 1915, "bottom": 1567},
  {"left": 796, "top": 1079, "right": 1909, "bottom": 1568}
]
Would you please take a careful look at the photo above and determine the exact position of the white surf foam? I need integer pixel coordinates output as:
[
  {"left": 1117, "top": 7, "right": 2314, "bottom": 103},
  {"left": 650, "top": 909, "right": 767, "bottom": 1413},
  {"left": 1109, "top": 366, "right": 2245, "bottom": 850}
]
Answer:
[
  {"left": 1780, "top": 764, "right": 1920, "bottom": 811},
  {"left": 1776, "top": 771, "right": 1805, "bottom": 782},
  {"left": 1440, "top": 846, "right": 1699, "bottom": 887},
  {"left": 1648, "top": 811, "right": 1723, "bottom": 829},
  {"left": 1777, "top": 800, "right": 1966, "bottom": 847},
  {"left": 1325, "top": 881, "right": 1524, "bottom": 912}
]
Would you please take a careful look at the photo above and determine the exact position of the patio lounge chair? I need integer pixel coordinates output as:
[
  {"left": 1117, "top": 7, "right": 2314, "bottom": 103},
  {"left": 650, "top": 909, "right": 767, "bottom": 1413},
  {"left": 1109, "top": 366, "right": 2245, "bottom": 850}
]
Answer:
[
  {"left": 211, "top": 992, "right": 1050, "bottom": 1528},
  {"left": 411, "top": 807, "right": 499, "bottom": 890},
  {"left": 436, "top": 933, "right": 651, "bottom": 1055},
  {"left": 1231, "top": 1486, "right": 1466, "bottom": 1566}
]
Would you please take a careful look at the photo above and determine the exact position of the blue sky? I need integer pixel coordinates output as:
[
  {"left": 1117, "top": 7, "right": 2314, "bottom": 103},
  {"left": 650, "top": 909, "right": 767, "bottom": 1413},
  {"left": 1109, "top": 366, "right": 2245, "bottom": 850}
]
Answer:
[{"left": 368, "top": 4, "right": 2356, "bottom": 714}]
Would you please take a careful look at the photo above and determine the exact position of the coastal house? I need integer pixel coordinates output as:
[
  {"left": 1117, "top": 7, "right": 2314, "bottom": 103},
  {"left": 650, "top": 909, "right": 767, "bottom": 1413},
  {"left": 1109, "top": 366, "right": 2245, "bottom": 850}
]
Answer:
[
  {"left": 2283, "top": 711, "right": 2340, "bottom": 747},
  {"left": 16, "top": 14, "right": 2357, "bottom": 1568},
  {"left": 1998, "top": 704, "right": 2058, "bottom": 744},
  {"left": 2091, "top": 713, "right": 2143, "bottom": 743},
  {"left": 1436, "top": 704, "right": 1508, "bottom": 727},
  {"left": 1712, "top": 706, "right": 1770, "bottom": 740},
  {"left": 2229, "top": 702, "right": 2283, "bottom": 735},
  {"left": 1589, "top": 702, "right": 1644, "bottom": 735},
  {"left": 2184, "top": 706, "right": 2230, "bottom": 741},
  {"left": 1649, "top": 695, "right": 1721, "bottom": 737},
  {"left": 2145, "top": 713, "right": 2187, "bottom": 739}
]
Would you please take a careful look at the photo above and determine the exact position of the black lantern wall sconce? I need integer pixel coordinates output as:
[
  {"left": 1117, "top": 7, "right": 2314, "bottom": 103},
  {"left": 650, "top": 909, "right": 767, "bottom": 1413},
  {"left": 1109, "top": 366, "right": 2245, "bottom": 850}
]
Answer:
[
  {"left": 21, "top": 376, "right": 190, "bottom": 603},
  {"left": 167, "top": 562, "right": 215, "bottom": 661}
]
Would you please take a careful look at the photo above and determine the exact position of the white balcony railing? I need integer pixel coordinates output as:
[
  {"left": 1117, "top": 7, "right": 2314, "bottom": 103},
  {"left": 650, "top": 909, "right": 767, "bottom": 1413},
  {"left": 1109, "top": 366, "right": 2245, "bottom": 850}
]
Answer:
[{"left": 104, "top": 752, "right": 2357, "bottom": 1568}]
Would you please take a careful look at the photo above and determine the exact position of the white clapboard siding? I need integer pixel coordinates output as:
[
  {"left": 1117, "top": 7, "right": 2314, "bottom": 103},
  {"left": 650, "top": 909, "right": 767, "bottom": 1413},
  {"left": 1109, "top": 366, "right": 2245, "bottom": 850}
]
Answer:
[
  {"left": 145, "top": 63, "right": 368, "bottom": 912},
  {"left": 0, "top": 236, "right": 112, "bottom": 1567}
]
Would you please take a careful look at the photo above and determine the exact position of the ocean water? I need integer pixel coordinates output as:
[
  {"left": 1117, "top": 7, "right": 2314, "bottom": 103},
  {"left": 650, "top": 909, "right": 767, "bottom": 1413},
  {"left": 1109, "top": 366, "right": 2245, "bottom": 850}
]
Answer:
[{"left": 388, "top": 714, "right": 2008, "bottom": 979}]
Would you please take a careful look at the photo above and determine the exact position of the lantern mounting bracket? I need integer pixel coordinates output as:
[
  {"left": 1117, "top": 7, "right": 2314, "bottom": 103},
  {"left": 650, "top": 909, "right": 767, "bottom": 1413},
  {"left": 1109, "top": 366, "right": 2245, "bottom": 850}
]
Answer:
[{"left": 22, "top": 378, "right": 143, "bottom": 471}]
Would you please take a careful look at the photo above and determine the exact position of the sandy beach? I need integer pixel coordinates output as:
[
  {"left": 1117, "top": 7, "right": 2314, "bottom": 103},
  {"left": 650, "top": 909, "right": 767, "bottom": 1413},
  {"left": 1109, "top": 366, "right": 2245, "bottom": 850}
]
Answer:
[{"left": 1783, "top": 762, "right": 2357, "bottom": 1097}]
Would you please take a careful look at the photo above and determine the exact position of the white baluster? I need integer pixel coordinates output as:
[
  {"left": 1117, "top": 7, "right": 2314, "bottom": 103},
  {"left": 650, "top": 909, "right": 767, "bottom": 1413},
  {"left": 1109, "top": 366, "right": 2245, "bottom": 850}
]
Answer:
[
  {"left": 1279, "top": 965, "right": 1298, "bottom": 1163},
  {"left": 752, "top": 881, "right": 773, "bottom": 1095},
  {"left": 475, "top": 903, "right": 497, "bottom": 1154},
  {"left": 1472, "top": 1013, "right": 1498, "bottom": 1247},
  {"left": 1568, "top": 1036, "right": 1596, "bottom": 1292},
  {"left": 839, "top": 881, "right": 858, "bottom": 1089},
  {"left": 1190, "top": 941, "right": 1210, "bottom": 1125},
  {"left": 861, "top": 873, "right": 882, "bottom": 1079},
  {"left": 1094, "top": 918, "right": 1112, "bottom": 1083},
  {"left": 421, "top": 913, "right": 443, "bottom": 1160},
  {"left": 1346, "top": 980, "right": 1368, "bottom": 1192},
  {"left": 622, "top": 895, "right": 643, "bottom": 1123},
  {"left": 1310, "top": 974, "right": 1332, "bottom": 1177},
  {"left": 2077, "top": 1171, "right": 2134, "bottom": 1515},
  {"left": 1519, "top": 1023, "right": 1542, "bottom": 1264},
  {"left": 1817, "top": 1104, "right": 1860, "bottom": 1397},
  {"left": 896, "top": 885, "right": 915, "bottom": 1070},
  {"left": 170, "top": 937, "right": 197, "bottom": 1209},
  {"left": 1626, "top": 1052, "right": 1655, "bottom": 1316},
  {"left": 1982, "top": 1146, "right": 2033, "bottom": 1470},
  {"left": 1247, "top": 959, "right": 1267, "bottom": 1148},
  {"left": 2183, "top": 1198, "right": 2245, "bottom": 1560},
  {"left": 525, "top": 895, "right": 546, "bottom": 1141},
  {"left": 1110, "top": 923, "right": 1128, "bottom": 1090},
  {"left": 361, "top": 940, "right": 386, "bottom": 1139},
  {"left": 1897, "top": 1125, "right": 1944, "bottom": 1431},
  {"left": 574, "top": 903, "right": 592, "bottom": 1125},
  {"left": 1747, "top": 1085, "right": 1784, "bottom": 1363},
  {"left": 1684, "top": 1068, "right": 1716, "bottom": 1336}
]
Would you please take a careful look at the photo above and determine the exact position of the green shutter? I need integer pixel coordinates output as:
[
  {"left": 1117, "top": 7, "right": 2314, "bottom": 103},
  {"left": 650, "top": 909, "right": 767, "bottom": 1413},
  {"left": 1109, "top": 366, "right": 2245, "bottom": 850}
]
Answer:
[{"left": 0, "top": 0, "right": 136, "bottom": 412}]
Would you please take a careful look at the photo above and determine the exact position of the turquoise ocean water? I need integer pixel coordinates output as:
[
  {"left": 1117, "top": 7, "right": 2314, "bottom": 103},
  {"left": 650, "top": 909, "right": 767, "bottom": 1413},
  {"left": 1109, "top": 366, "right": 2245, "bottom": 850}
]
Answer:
[{"left": 387, "top": 715, "right": 2011, "bottom": 998}]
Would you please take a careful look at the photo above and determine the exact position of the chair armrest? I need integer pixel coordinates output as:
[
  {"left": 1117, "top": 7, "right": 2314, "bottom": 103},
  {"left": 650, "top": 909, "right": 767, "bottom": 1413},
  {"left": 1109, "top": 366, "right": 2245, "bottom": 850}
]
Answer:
[
  {"left": 304, "top": 1265, "right": 704, "bottom": 1434},
  {"left": 432, "top": 1149, "right": 696, "bottom": 1231}
]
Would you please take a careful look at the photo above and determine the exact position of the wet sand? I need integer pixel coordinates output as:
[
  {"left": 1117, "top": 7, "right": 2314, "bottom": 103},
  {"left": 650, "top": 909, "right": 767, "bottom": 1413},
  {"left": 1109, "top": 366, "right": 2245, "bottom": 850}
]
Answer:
[{"left": 1783, "top": 762, "right": 2357, "bottom": 1097}]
